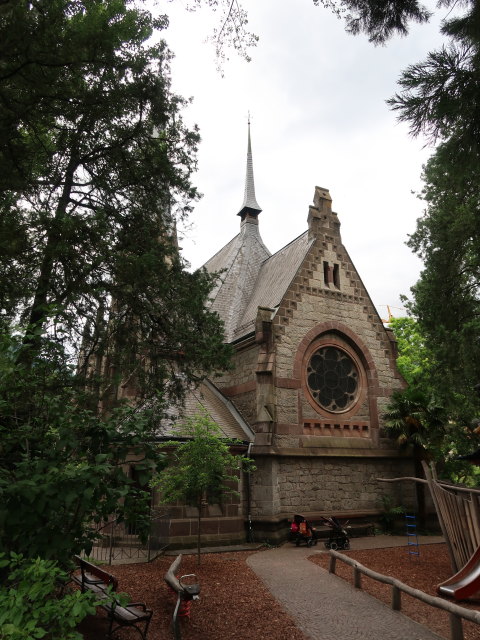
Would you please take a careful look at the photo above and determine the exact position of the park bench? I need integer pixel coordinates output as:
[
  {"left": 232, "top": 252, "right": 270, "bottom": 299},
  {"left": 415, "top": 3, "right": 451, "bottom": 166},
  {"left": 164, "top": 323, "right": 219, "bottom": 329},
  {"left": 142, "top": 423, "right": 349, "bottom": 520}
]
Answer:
[
  {"left": 164, "top": 555, "right": 200, "bottom": 640},
  {"left": 71, "top": 556, "right": 153, "bottom": 640}
]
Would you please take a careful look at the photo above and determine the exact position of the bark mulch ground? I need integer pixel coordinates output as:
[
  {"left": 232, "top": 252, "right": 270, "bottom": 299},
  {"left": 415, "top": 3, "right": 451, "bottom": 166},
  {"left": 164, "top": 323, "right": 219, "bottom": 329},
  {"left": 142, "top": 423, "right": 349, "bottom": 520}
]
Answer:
[
  {"left": 311, "top": 543, "right": 480, "bottom": 640},
  {"left": 77, "top": 550, "right": 308, "bottom": 640},
  {"left": 78, "top": 543, "right": 480, "bottom": 639}
]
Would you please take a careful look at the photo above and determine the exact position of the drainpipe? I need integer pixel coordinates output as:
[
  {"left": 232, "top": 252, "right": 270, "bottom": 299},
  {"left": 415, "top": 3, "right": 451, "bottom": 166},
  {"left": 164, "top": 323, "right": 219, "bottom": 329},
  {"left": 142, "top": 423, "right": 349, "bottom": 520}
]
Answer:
[{"left": 245, "top": 442, "right": 254, "bottom": 542}]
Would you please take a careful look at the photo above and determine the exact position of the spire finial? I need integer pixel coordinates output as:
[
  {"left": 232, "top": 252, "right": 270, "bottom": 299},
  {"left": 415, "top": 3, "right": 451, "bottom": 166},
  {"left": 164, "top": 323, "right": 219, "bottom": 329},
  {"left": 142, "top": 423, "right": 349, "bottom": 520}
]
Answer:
[{"left": 238, "top": 116, "right": 261, "bottom": 219}]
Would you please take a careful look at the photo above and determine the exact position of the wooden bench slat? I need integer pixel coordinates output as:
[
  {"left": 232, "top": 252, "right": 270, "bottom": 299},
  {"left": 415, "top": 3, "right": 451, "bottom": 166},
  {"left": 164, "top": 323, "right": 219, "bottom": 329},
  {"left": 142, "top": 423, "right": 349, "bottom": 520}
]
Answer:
[{"left": 72, "top": 556, "right": 152, "bottom": 639}]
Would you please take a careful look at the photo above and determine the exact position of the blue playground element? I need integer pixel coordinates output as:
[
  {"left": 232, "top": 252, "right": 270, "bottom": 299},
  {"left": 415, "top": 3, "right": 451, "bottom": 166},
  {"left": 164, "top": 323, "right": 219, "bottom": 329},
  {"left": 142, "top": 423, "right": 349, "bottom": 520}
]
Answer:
[{"left": 405, "top": 513, "right": 420, "bottom": 558}]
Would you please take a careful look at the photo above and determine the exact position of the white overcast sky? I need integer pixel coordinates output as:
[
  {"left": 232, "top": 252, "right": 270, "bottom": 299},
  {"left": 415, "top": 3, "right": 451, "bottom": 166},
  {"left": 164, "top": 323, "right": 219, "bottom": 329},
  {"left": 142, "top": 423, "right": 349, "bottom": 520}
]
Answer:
[{"left": 153, "top": 0, "right": 446, "bottom": 319}]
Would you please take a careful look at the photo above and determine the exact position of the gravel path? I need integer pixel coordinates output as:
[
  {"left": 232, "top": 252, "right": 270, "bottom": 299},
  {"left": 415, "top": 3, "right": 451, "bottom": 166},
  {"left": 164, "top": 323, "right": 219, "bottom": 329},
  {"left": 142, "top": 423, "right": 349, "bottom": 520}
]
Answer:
[{"left": 247, "top": 538, "right": 446, "bottom": 640}]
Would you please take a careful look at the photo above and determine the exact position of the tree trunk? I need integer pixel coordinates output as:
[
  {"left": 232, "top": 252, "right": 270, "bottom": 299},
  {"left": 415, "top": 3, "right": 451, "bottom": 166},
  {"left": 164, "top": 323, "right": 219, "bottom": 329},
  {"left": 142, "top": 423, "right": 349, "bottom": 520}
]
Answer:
[
  {"left": 21, "top": 152, "right": 78, "bottom": 361},
  {"left": 196, "top": 504, "right": 202, "bottom": 566}
]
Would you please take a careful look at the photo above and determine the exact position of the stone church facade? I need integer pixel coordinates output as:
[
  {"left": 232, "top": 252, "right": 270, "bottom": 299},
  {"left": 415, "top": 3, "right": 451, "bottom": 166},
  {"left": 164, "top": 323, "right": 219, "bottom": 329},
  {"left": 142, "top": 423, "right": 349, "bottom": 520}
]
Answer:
[{"left": 191, "top": 126, "right": 415, "bottom": 543}]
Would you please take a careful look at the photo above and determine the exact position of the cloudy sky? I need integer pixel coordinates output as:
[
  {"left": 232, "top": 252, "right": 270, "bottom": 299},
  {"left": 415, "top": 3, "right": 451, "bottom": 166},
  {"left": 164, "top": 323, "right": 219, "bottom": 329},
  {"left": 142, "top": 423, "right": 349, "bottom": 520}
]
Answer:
[{"left": 155, "top": 0, "right": 446, "bottom": 320}]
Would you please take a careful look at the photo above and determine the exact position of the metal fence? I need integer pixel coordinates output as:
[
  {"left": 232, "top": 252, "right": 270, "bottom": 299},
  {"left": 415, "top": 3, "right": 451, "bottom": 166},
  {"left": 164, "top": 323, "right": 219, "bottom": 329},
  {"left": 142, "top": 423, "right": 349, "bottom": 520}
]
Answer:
[{"left": 84, "top": 510, "right": 170, "bottom": 565}]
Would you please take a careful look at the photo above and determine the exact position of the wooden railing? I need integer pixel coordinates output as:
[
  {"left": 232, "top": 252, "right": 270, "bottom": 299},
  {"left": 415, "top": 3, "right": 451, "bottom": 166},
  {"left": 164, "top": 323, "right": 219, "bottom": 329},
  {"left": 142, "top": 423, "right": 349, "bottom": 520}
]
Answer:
[
  {"left": 328, "top": 550, "right": 480, "bottom": 640},
  {"left": 379, "top": 463, "right": 480, "bottom": 573}
]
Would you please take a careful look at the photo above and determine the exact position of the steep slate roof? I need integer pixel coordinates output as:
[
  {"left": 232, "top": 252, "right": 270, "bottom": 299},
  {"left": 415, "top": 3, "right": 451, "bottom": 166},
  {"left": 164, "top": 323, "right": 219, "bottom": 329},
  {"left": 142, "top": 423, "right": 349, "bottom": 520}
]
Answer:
[
  {"left": 202, "top": 124, "right": 314, "bottom": 343},
  {"left": 204, "top": 225, "right": 314, "bottom": 343},
  {"left": 160, "top": 379, "right": 254, "bottom": 442},
  {"left": 204, "top": 218, "right": 271, "bottom": 342},
  {"left": 232, "top": 231, "right": 314, "bottom": 341}
]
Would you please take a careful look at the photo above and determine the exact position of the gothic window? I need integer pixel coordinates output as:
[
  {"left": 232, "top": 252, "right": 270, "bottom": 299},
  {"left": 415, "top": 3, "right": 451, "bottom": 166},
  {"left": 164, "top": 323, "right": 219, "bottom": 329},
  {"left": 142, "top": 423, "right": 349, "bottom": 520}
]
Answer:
[{"left": 307, "top": 346, "right": 358, "bottom": 412}]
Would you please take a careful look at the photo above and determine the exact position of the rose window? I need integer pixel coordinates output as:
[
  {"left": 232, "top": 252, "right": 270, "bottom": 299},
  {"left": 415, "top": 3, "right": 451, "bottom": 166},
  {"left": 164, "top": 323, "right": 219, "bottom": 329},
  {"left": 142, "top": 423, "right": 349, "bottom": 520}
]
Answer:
[{"left": 307, "top": 346, "right": 358, "bottom": 412}]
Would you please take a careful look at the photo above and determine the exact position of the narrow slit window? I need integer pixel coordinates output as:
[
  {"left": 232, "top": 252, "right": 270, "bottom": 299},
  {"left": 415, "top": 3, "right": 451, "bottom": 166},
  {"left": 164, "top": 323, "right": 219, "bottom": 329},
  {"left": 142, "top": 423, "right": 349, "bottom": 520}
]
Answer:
[
  {"left": 323, "top": 261, "right": 330, "bottom": 286},
  {"left": 333, "top": 263, "right": 340, "bottom": 288}
]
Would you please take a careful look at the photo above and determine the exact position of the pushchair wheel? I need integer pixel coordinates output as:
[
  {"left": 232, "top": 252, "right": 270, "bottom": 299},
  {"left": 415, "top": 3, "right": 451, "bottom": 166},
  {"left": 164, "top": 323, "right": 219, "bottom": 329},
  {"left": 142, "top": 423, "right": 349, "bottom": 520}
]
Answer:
[
  {"left": 343, "top": 541, "right": 350, "bottom": 550},
  {"left": 324, "top": 541, "right": 330, "bottom": 549},
  {"left": 329, "top": 542, "right": 338, "bottom": 550}
]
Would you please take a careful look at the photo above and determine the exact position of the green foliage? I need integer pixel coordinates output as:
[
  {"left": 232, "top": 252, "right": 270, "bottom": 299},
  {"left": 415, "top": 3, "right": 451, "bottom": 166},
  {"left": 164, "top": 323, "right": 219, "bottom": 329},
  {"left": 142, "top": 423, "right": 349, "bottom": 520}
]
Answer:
[
  {"left": 377, "top": 495, "right": 405, "bottom": 533},
  {"left": 313, "top": 0, "right": 431, "bottom": 45},
  {"left": 0, "top": 0, "right": 233, "bottom": 570},
  {"left": 380, "top": 0, "right": 480, "bottom": 481},
  {"left": 384, "top": 386, "right": 448, "bottom": 458},
  {"left": 152, "top": 412, "right": 254, "bottom": 562},
  {"left": 388, "top": 1, "right": 480, "bottom": 148},
  {"left": 404, "top": 143, "right": 480, "bottom": 414},
  {"left": 0, "top": 330, "right": 166, "bottom": 565},
  {"left": 0, "top": 553, "right": 95, "bottom": 640},
  {"left": 153, "top": 412, "right": 254, "bottom": 507},
  {"left": 386, "top": 319, "right": 480, "bottom": 483},
  {"left": 0, "top": 0, "right": 232, "bottom": 402},
  {"left": 388, "top": 316, "right": 433, "bottom": 386}
]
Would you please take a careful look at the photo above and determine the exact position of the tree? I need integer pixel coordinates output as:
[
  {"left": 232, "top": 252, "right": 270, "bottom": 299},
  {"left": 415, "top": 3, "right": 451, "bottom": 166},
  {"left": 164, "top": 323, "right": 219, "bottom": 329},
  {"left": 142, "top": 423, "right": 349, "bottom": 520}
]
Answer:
[
  {"left": 388, "top": 316, "right": 434, "bottom": 386},
  {"left": 0, "top": 0, "right": 231, "bottom": 403},
  {"left": 388, "top": 2, "right": 480, "bottom": 148},
  {"left": 405, "top": 141, "right": 480, "bottom": 415},
  {"left": 0, "top": 0, "right": 233, "bottom": 568},
  {"left": 385, "top": 316, "right": 480, "bottom": 489},
  {"left": 314, "top": 0, "right": 431, "bottom": 44},
  {"left": 152, "top": 413, "right": 254, "bottom": 564},
  {"left": 0, "top": 330, "right": 168, "bottom": 566}
]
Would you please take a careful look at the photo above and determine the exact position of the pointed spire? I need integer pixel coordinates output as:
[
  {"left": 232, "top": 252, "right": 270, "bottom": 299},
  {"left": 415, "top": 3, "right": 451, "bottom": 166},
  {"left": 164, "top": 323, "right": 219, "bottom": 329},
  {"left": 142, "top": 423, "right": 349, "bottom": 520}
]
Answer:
[{"left": 238, "top": 116, "right": 262, "bottom": 219}]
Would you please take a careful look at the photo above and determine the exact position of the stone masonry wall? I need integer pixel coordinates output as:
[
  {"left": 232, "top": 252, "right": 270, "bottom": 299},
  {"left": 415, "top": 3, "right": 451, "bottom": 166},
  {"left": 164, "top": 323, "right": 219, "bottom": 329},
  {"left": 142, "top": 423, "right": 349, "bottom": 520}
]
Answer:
[
  {"left": 215, "top": 344, "right": 258, "bottom": 391},
  {"left": 271, "top": 190, "right": 404, "bottom": 445},
  {"left": 276, "top": 456, "right": 416, "bottom": 514}
]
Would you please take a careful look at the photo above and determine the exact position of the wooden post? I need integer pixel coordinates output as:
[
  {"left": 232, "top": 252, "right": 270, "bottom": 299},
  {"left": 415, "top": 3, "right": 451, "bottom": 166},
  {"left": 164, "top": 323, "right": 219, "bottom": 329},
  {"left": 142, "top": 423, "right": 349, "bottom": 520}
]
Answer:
[
  {"left": 329, "top": 555, "right": 336, "bottom": 574},
  {"left": 449, "top": 613, "right": 463, "bottom": 640},
  {"left": 354, "top": 566, "right": 361, "bottom": 589},
  {"left": 391, "top": 584, "right": 401, "bottom": 611},
  {"left": 422, "top": 461, "right": 458, "bottom": 572}
]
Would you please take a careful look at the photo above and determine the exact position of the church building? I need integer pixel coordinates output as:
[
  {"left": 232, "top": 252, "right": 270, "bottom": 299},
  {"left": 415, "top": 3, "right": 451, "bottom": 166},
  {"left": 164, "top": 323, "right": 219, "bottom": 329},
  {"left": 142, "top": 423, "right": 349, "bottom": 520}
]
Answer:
[{"left": 161, "top": 125, "right": 415, "bottom": 546}]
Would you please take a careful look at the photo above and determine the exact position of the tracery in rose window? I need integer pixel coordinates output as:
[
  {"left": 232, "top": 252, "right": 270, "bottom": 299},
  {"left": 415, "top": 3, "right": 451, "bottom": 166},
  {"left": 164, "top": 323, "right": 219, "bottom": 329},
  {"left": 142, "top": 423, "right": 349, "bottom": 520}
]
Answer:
[{"left": 307, "top": 346, "right": 358, "bottom": 412}]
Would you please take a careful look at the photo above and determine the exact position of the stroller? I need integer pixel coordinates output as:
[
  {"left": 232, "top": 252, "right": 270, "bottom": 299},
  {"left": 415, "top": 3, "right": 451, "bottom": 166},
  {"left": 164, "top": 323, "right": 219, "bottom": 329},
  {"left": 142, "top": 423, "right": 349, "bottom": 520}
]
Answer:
[
  {"left": 320, "top": 516, "right": 350, "bottom": 550},
  {"left": 289, "top": 514, "right": 318, "bottom": 547}
]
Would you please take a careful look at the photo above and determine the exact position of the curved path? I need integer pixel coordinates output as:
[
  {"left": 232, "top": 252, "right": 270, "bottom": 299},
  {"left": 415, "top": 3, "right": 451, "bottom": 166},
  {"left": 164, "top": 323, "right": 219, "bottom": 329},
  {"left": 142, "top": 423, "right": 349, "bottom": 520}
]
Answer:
[{"left": 247, "top": 539, "right": 446, "bottom": 640}]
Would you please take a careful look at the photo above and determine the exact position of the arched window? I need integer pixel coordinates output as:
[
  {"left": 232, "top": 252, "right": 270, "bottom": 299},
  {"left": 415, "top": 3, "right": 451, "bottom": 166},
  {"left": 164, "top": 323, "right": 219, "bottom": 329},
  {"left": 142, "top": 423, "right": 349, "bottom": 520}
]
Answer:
[{"left": 306, "top": 345, "right": 359, "bottom": 412}]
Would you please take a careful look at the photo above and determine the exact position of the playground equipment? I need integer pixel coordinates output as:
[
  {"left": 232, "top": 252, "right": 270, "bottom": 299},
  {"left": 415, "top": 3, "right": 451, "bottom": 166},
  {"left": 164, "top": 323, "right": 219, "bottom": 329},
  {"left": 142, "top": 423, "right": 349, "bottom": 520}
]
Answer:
[
  {"left": 405, "top": 513, "right": 419, "bottom": 559},
  {"left": 437, "top": 546, "right": 480, "bottom": 600},
  {"left": 380, "top": 461, "right": 480, "bottom": 573},
  {"left": 379, "top": 461, "right": 480, "bottom": 601}
]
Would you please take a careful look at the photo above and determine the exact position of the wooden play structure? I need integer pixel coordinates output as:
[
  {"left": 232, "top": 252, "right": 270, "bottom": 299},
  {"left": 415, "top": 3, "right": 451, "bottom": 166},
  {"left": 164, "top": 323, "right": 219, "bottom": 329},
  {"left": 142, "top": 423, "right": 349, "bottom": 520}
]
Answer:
[{"left": 380, "top": 461, "right": 480, "bottom": 600}]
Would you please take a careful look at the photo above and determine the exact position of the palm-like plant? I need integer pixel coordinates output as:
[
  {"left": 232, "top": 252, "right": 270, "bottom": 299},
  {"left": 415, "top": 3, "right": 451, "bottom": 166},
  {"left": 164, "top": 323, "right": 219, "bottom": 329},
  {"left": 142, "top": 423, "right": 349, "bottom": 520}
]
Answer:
[
  {"left": 384, "top": 387, "right": 447, "bottom": 527},
  {"left": 384, "top": 388, "right": 446, "bottom": 457}
]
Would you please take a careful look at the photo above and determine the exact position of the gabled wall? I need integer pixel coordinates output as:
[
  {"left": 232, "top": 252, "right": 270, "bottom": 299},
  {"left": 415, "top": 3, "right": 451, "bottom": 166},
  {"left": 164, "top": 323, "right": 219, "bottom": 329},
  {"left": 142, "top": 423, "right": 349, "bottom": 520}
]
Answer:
[{"left": 219, "top": 187, "right": 414, "bottom": 533}]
